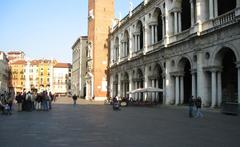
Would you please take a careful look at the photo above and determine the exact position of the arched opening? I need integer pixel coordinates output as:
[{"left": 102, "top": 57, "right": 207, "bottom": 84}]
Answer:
[
  {"left": 153, "top": 8, "right": 163, "bottom": 41},
  {"left": 123, "top": 31, "right": 130, "bottom": 57},
  {"left": 179, "top": 58, "right": 192, "bottom": 104},
  {"left": 152, "top": 64, "right": 163, "bottom": 104},
  {"left": 181, "top": 0, "right": 191, "bottom": 31},
  {"left": 136, "top": 21, "right": 144, "bottom": 50},
  {"left": 218, "top": 0, "right": 236, "bottom": 16},
  {"left": 215, "top": 48, "right": 237, "bottom": 103},
  {"left": 135, "top": 69, "right": 144, "bottom": 101}
]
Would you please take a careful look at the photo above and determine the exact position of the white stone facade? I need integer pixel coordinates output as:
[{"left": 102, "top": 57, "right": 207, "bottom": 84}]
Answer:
[
  {"left": 109, "top": 0, "right": 240, "bottom": 107},
  {"left": 0, "top": 52, "right": 9, "bottom": 92},
  {"left": 71, "top": 36, "right": 88, "bottom": 97},
  {"left": 53, "top": 65, "right": 71, "bottom": 95}
]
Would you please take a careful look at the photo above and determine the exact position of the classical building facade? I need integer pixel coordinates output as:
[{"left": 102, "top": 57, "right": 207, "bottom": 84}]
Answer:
[
  {"left": 71, "top": 36, "right": 88, "bottom": 97},
  {"left": 9, "top": 59, "right": 26, "bottom": 93},
  {"left": 0, "top": 51, "right": 9, "bottom": 92},
  {"left": 53, "top": 63, "right": 72, "bottom": 95},
  {"left": 109, "top": 0, "right": 240, "bottom": 107},
  {"left": 86, "top": 0, "right": 114, "bottom": 100},
  {"left": 8, "top": 52, "right": 71, "bottom": 94}
]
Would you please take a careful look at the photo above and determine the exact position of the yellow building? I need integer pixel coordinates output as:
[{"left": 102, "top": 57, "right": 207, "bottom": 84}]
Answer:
[
  {"left": 36, "top": 60, "right": 56, "bottom": 92},
  {"left": 9, "top": 60, "right": 26, "bottom": 93},
  {"left": 9, "top": 56, "right": 70, "bottom": 94}
]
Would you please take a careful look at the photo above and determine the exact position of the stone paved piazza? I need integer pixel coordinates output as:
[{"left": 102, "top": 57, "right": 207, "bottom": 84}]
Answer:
[{"left": 0, "top": 97, "right": 240, "bottom": 147}]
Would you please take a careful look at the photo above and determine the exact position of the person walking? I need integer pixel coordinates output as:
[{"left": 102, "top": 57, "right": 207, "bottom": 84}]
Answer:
[
  {"left": 15, "top": 92, "right": 23, "bottom": 112},
  {"left": 189, "top": 96, "right": 194, "bottom": 118},
  {"left": 195, "top": 96, "right": 203, "bottom": 118},
  {"left": 72, "top": 94, "right": 77, "bottom": 106}
]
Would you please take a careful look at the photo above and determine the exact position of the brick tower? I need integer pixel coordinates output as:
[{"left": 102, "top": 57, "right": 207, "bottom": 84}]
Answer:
[{"left": 86, "top": 0, "right": 114, "bottom": 101}]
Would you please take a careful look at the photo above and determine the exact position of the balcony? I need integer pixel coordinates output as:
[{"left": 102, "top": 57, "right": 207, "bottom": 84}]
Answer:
[{"left": 202, "top": 8, "right": 239, "bottom": 33}]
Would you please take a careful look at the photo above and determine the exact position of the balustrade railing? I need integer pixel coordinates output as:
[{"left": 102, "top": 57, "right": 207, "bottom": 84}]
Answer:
[{"left": 213, "top": 9, "right": 235, "bottom": 26}]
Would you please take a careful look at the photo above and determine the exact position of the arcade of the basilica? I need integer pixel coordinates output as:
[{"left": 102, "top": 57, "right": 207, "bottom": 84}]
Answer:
[{"left": 108, "top": 0, "right": 240, "bottom": 107}]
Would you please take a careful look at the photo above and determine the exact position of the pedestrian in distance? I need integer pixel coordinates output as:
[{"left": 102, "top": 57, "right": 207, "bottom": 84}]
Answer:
[
  {"left": 15, "top": 92, "right": 23, "bottom": 112},
  {"left": 195, "top": 96, "right": 203, "bottom": 118},
  {"left": 189, "top": 96, "right": 194, "bottom": 118},
  {"left": 72, "top": 94, "right": 77, "bottom": 106}
]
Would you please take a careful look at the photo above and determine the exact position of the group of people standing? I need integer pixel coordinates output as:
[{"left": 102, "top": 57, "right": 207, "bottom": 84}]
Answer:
[
  {"left": 189, "top": 96, "right": 203, "bottom": 118},
  {"left": 15, "top": 90, "right": 55, "bottom": 112},
  {"left": 0, "top": 91, "right": 13, "bottom": 115}
]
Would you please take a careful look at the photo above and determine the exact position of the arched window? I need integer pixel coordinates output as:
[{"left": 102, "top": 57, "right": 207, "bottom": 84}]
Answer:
[
  {"left": 123, "top": 30, "right": 130, "bottom": 57},
  {"left": 136, "top": 21, "right": 144, "bottom": 50},
  {"left": 152, "top": 8, "right": 163, "bottom": 42}
]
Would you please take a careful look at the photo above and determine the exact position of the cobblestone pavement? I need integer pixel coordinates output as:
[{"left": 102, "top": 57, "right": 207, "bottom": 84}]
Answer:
[{"left": 0, "top": 97, "right": 240, "bottom": 147}]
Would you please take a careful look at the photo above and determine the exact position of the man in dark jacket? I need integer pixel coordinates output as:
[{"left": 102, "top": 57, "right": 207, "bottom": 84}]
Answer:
[
  {"left": 15, "top": 92, "right": 23, "bottom": 111},
  {"left": 189, "top": 96, "right": 194, "bottom": 118},
  {"left": 195, "top": 97, "right": 203, "bottom": 118},
  {"left": 72, "top": 94, "right": 77, "bottom": 106}
]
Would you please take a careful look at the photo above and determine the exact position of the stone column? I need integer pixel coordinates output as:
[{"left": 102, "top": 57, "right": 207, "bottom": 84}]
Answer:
[
  {"left": 175, "top": 76, "right": 180, "bottom": 105},
  {"left": 197, "top": 51, "right": 208, "bottom": 106},
  {"left": 190, "top": 0, "right": 195, "bottom": 26},
  {"left": 178, "top": 12, "right": 181, "bottom": 32},
  {"left": 152, "top": 80, "right": 155, "bottom": 101},
  {"left": 151, "top": 26, "right": 154, "bottom": 44},
  {"left": 217, "top": 72, "right": 222, "bottom": 107},
  {"left": 129, "top": 28, "right": 133, "bottom": 58},
  {"left": 162, "top": 16, "right": 166, "bottom": 37},
  {"left": 214, "top": 0, "right": 218, "bottom": 17},
  {"left": 180, "top": 76, "right": 184, "bottom": 104},
  {"left": 134, "top": 35, "right": 137, "bottom": 52},
  {"left": 237, "top": 0, "right": 240, "bottom": 8},
  {"left": 133, "top": 35, "right": 135, "bottom": 53},
  {"left": 166, "top": 11, "right": 174, "bottom": 36},
  {"left": 211, "top": 71, "right": 217, "bottom": 107},
  {"left": 117, "top": 74, "right": 121, "bottom": 97},
  {"left": 137, "top": 35, "right": 140, "bottom": 51},
  {"left": 174, "top": 12, "right": 178, "bottom": 34},
  {"left": 238, "top": 67, "right": 240, "bottom": 104},
  {"left": 165, "top": 60, "right": 174, "bottom": 104},
  {"left": 121, "top": 42, "right": 124, "bottom": 58},
  {"left": 209, "top": 0, "right": 214, "bottom": 19},
  {"left": 144, "top": 22, "right": 149, "bottom": 52},
  {"left": 129, "top": 73, "right": 133, "bottom": 98},
  {"left": 163, "top": 77, "right": 166, "bottom": 104},
  {"left": 118, "top": 38, "right": 121, "bottom": 61},
  {"left": 123, "top": 42, "right": 126, "bottom": 57},
  {"left": 123, "top": 82, "right": 125, "bottom": 97},
  {"left": 110, "top": 75, "right": 113, "bottom": 98},
  {"left": 154, "top": 25, "right": 158, "bottom": 42},
  {"left": 192, "top": 73, "right": 196, "bottom": 98},
  {"left": 144, "top": 66, "right": 149, "bottom": 101}
]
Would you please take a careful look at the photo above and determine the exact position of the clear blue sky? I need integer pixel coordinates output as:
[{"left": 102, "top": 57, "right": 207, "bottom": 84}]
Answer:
[{"left": 0, "top": 0, "right": 142, "bottom": 63}]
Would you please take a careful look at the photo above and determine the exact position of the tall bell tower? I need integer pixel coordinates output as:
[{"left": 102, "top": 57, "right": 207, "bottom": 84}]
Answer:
[{"left": 86, "top": 0, "right": 114, "bottom": 101}]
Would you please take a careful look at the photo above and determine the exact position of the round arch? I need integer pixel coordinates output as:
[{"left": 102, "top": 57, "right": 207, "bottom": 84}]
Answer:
[
  {"left": 177, "top": 55, "right": 193, "bottom": 71},
  {"left": 212, "top": 46, "right": 238, "bottom": 103},
  {"left": 211, "top": 44, "right": 240, "bottom": 66},
  {"left": 136, "top": 20, "right": 144, "bottom": 50},
  {"left": 152, "top": 7, "right": 163, "bottom": 41},
  {"left": 178, "top": 57, "right": 192, "bottom": 104},
  {"left": 123, "top": 30, "right": 130, "bottom": 57}
]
